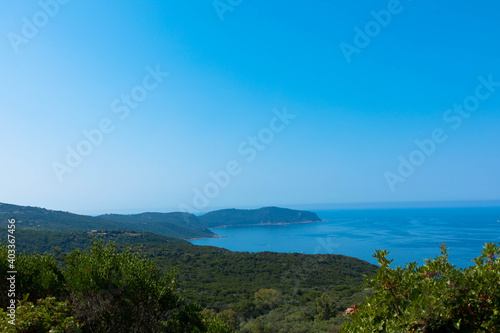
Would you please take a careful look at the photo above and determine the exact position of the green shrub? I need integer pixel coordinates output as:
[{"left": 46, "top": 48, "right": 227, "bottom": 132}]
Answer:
[
  {"left": 64, "top": 239, "right": 180, "bottom": 332},
  {"left": 341, "top": 242, "right": 500, "bottom": 332},
  {"left": 254, "top": 289, "right": 282, "bottom": 310},
  {"left": 0, "top": 245, "right": 10, "bottom": 307},
  {"left": 203, "top": 316, "right": 234, "bottom": 333},
  {"left": 165, "top": 303, "right": 233, "bottom": 333},
  {"left": 0, "top": 296, "right": 82, "bottom": 333},
  {"left": 315, "top": 293, "right": 335, "bottom": 321},
  {"left": 0, "top": 245, "right": 64, "bottom": 307},
  {"left": 201, "top": 308, "right": 238, "bottom": 332},
  {"left": 216, "top": 309, "right": 239, "bottom": 332},
  {"left": 17, "top": 252, "right": 65, "bottom": 301}
]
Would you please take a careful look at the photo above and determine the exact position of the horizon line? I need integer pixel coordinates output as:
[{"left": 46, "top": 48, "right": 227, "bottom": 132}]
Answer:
[{"left": 2, "top": 199, "right": 500, "bottom": 217}]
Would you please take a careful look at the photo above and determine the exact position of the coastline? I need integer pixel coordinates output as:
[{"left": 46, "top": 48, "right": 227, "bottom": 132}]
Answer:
[
  {"left": 210, "top": 219, "right": 327, "bottom": 229},
  {"left": 186, "top": 219, "right": 327, "bottom": 241},
  {"left": 186, "top": 234, "right": 226, "bottom": 241}
]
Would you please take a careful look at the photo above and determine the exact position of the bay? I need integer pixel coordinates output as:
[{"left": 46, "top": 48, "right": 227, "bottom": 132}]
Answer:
[{"left": 191, "top": 207, "right": 500, "bottom": 268}]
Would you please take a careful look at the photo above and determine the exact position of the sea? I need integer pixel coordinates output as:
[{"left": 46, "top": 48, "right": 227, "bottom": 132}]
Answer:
[{"left": 191, "top": 206, "right": 500, "bottom": 268}]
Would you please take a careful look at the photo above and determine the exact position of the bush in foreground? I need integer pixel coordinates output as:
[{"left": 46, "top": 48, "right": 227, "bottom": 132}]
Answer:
[
  {"left": 0, "top": 246, "right": 64, "bottom": 306},
  {"left": 341, "top": 243, "right": 500, "bottom": 332},
  {"left": 0, "top": 296, "right": 82, "bottom": 333},
  {"left": 64, "top": 240, "right": 181, "bottom": 332},
  {"left": 1, "top": 239, "right": 232, "bottom": 332}
]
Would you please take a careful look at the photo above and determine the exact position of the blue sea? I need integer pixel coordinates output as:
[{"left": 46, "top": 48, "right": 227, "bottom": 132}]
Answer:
[{"left": 191, "top": 207, "right": 500, "bottom": 268}]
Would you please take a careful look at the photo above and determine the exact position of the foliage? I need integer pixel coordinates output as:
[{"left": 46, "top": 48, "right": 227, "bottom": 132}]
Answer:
[
  {"left": 98, "top": 207, "right": 320, "bottom": 238},
  {"left": 17, "top": 252, "right": 66, "bottom": 301},
  {"left": 0, "top": 296, "right": 83, "bottom": 333},
  {"left": 198, "top": 207, "right": 321, "bottom": 228},
  {"left": 341, "top": 243, "right": 500, "bottom": 332},
  {"left": 215, "top": 309, "right": 239, "bottom": 332},
  {"left": 98, "top": 213, "right": 215, "bottom": 239},
  {"left": 166, "top": 303, "right": 233, "bottom": 333},
  {"left": 140, "top": 243, "right": 376, "bottom": 312},
  {"left": 315, "top": 293, "right": 336, "bottom": 321},
  {"left": 4, "top": 205, "right": 500, "bottom": 332},
  {"left": 1, "top": 203, "right": 321, "bottom": 240},
  {"left": 203, "top": 316, "right": 234, "bottom": 333},
  {"left": 0, "top": 246, "right": 64, "bottom": 306},
  {"left": 0, "top": 239, "right": 214, "bottom": 332},
  {"left": 202, "top": 309, "right": 239, "bottom": 332},
  {"left": 237, "top": 289, "right": 370, "bottom": 333},
  {"left": 0, "top": 245, "right": 10, "bottom": 307},
  {"left": 10, "top": 229, "right": 188, "bottom": 257},
  {"left": 64, "top": 239, "right": 180, "bottom": 332},
  {"left": 2, "top": 228, "right": 377, "bottom": 333},
  {"left": 254, "top": 289, "right": 282, "bottom": 310},
  {"left": 0, "top": 203, "right": 122, "bottom": 231}
]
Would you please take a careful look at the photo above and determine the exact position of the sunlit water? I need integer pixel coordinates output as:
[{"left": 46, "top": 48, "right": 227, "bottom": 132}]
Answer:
[{"left": 191, "top": 207, "right": 500, "bottom": 268}]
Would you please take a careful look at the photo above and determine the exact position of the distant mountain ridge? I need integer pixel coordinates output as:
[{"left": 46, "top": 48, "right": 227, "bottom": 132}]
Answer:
[
  {"left": 0, "top": 202, "right": 123, "bottom": 231},
  {"left": 0, "top": 203, "right": 322, "bottom": 240}
]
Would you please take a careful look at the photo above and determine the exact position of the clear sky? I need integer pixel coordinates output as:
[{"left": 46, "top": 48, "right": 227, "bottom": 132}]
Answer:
[{"left": 1, "top": 0, "right": 499, "bottom": 215}]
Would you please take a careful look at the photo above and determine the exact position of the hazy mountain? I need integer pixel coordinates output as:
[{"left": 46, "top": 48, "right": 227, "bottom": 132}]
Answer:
[{"left": 0, "top": 202, "right": 122, "bottom": 231}]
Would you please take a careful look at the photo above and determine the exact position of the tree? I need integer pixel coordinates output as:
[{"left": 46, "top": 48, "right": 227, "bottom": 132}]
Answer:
[
  {"left": 316, "top": 293, "right": 335, "bottom": 321},
  {"left": 0, "top": 296, "right": 83, "bottom": 333},
  {"left": 0, "top": 246, "right": 64, "bottom": 306},
  {"left": 64, "top": 239, "right": 181, "bottom": 332},
  {"left": 254, "top": 289, "right": 282, "bottom": 309}
]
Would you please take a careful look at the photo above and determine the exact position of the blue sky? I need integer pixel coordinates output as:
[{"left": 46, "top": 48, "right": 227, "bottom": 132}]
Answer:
[{"left": 1, "top": 0, "right": 499, "bottom": 215}]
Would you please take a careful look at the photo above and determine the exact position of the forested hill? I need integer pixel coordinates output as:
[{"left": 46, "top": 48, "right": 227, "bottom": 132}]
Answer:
[
  {"left": 0, "top": 202, "right": 122, "bottom": 231},
  {"left": 3, "top": 228, "right": 378, "bottom": 332},
  {"left": 99, "top": 206, "right": 322, "bottom": 230},
  {"left": 198, "top": 207, "right": 322, "bottom": 227},
  {"left": 0, "top": 203, "right": 215, "bottom": 239},
  {"left": 0, "top": 203, "right": 322, "bottom": 240},
  {"left": 96, "top": 211, "right": 216, "bottom": 239}
]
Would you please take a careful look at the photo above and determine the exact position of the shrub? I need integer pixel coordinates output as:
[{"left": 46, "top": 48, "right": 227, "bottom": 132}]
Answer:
[
  {"left": 166, "top": 303, "right": 232, "bottom": 333},
  {"left": 341, "top": 242, "right": 500, "bottom": 332},
  {"left": 0, "top": 296, "right": 82, "bottom": 333},
  {"left": 201, "top": 308, "right": 238, "bottom": 332},
  {"left": 17, "top": 252, "right": 65, "bottom": 301},
  {"left": 64, "top": 239, "right": 180, "bottom": 332},
  {"left": 254, "top": 289, "right": 282, "bottom": 310},
  {"left": 315, "top": 293, "right": 335, "bottom": 321},
  {"left": 0, "top": 245, "right": 64, "bottom": 307}
]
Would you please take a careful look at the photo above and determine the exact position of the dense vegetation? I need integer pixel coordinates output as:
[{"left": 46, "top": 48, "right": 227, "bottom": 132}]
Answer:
[
  {"left": 2, "top": 229, "right": 376, "bottom": 332},
  {"left": 4, "top": 230, "right": 499, "bottom": 332},
  {"left": 0, "top": 203, "right": 122, "bottom": 231},
  {"left": 0, "top": 203, "right": 321, "bottom": 240},
  {"left": 341, "top": 243, "right": 500, "bottom": 332},
  {"left": 97, "top": 212, "right": 215, "bottom": 239},
  {"left": 195, "top": 207, "right": 321, "bottom": 228},
  {"left": 98, "top": 207, "right": 321, "bottom": 237},
  {"left": 3, "top": 203, "right": 499, "bottom": 331},
  {"left": 10, "top": 229, "right": 189, "bottom": 255},
  {"left": 0, "top": 239, "right": 231, "bottom": 332}
]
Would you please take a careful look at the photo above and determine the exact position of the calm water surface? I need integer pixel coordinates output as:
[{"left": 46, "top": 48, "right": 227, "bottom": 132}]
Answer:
[{"left": 191, "top": 207, "right": 500, "bottom": 268}]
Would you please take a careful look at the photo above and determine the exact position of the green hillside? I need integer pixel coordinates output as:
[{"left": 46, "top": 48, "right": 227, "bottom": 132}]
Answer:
[
  {"left": 4, "top": 228, "right": 499, "bottom": 332},
  {"left": 0, "top": 203, "right": 215, "bottom": 239},
  {"left": 98, "top": 206, "right": 322, "bottom": 235},
  {"left": 5, "top": 228, "right": 377, "bottom": 332},
  {"left": 0, "top": 203, "right": 322, "bottom": 240},
  {"left": 10, "top": 228, "right": 189, "bottom": 254},
  {"left": 0, "top": 203, "right": 122, "bottom": 231},
  {"left": 97, "top": 212, "right": 215, "bottom": 239},
  {"left": 198, "top": 206, "right": 322, "bottom": 227}
]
